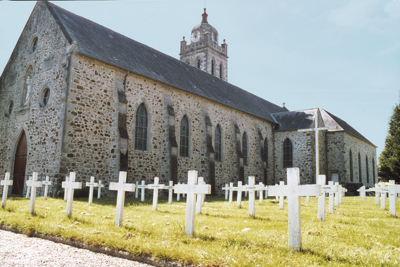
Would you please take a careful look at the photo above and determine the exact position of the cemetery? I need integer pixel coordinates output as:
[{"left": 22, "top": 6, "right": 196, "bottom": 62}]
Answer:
[{"left": 1, "top": 170, "right": 400, "bottom": 266}]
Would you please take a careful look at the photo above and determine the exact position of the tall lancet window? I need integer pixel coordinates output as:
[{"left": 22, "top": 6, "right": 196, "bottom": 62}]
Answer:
[
  {"left": 180, "top": 116, "right": 189, "bottom": 157},
  {"left": 215, "top": 125, "right": 222, "bottom": 162},
  {"left": 242, "top": 132, "right": 248, "bottom": 165},
  {"left": 220, "top": 64, "right": 223, "bottom": 79},
  {"left": 366, "top": 156, "right": 369, "bottom": 183},
  {"left": 264, "top": 138, "right": 269, "bottom": 167},
  {"left": 349, "top": 150, "right": 353, "bottom": 182},
  {"left": 135, "top": 104, "right": 148, "bottom": 151},
  {"left": 211, "top": 60, "right": 215, "bottom": 76},
  {"left": 283, "top": 138, "right": 293, "bottom": 168},
  {"left": 197, "top": 59, "right": 201, "bottom": 69},
  {"left": 358, "top": 153, "right": 362, "bottom": 182},
  {"left": 372, "top": 158, "right": 376, "bottom": 183}
]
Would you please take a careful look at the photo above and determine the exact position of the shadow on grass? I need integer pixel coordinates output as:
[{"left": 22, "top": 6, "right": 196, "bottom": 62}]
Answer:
[{"left": 299, "top": 248, "right": 353, "bottom": 264}]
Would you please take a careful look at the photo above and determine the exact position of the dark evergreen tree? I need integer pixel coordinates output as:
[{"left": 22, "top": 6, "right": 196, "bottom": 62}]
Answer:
[{"left": 379, "top": 101, "right": 400, "bottom": 183}]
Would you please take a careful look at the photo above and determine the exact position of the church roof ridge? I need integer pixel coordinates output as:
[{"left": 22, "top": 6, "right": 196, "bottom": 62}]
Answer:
[{"left": 43, "top": 1, "right": 287, "bottom": 123}]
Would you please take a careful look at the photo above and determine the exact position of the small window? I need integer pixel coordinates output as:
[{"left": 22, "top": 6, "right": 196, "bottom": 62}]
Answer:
[
  {"left": 366, "top": 156, "right": 369, "bottom": 184},
  {"left": 180, "top": 116, "right": 189, "bottom": 157},
  {"left": 219, "top": 64, "right": 223, "bottom": 79},
  {"left": 242, "top": 132, "right": 248, "bottom": 165},
  {"left": 40, "top": 88, "right": 50, "bottom": 107},
  {"left": 358, "top": 153, "right": 362, "bottom": 182},
  {"left": 5, "top": 100, "right": 13, "bottom": 117},
  {"left": 211, "top": 60, "right": 215, "bottom": 76},
  {"left": 215, "top": 125, "right": 222, "bottom": 162},
  {"left": 30, "top": 36, "right": 38, "bottom": 53},
  {"left": 197, "top": 59, "right": 201, "bottom": 69},
  {"left": 135, "top": 104, "right": 148, "bottom": 151},
  {"left": 283, "top": 138, "right": 293, "bottom": 168},
  {"left": 263, "top": 138, "right": 268, "bottom": 166}
]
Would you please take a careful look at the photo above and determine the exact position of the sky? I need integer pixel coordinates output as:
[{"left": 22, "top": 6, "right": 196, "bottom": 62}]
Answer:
[{"left": 0, "top": 0, "right": 399, "bottom": 163}]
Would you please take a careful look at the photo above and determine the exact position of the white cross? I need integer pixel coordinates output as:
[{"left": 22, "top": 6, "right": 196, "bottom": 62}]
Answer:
[
  {"left": 242, "top": 176, "right": 263, "bottom": 217},
  {"left": 298, "top": 110, "right": 336, "bottom": 181},
  {"left": 221, "top": 183, "right": 229, "bottom": 200},
  {"left": 258, "top": 182, "right": 264, "bottom": 203},
  {"left": 317, "top": 175, "right": 338, "bottom": 221},
  {"left": 26, "top": 172, "right": 42, "bottom": 214},
  {"left": 340, "top": 187, "right": 347, "bottom": 204},
  {"left": 109, "top": 171, "right": 135, "bottom": 227},
  {"left": 306, "top": 196, "right": 310, "bottom": 202},
  {"left": 279, "top": 181, "right": 285, "bottom": 210},
  {"left": 265, "top": 185, "right": 269, "bottom": 199},
  {"left": 327, "top": 181, "right": 337, "bottom": 214},
  {"left": 173, "top": 170, "right": 211, "bottom": 236},
  {"left": 148, "top": 177, "right": 165, "bottom": 211},
  {"left": 357, "top": 186, "right": 366, "bottom": 201},
  {"left": 196, "top": 177, "right": 206, "bottom": 214},
  {"left": 388, "top": 180, "right": 400, "bottom": 216},
  {"left": 228, "top": 182, "right": 234, "bottom": 203},
  {"left": 1, "top": 172, "right": 13, "bottom": 208},
  {"left": 268, "top": 167, "right": 321, "bottom": 250},
  {"left": 97, "top": 180, "right": 105, "bottom": 199},
  {"left": 25, "top": 176, "right": 32, "bottom": 199},
  {"left": 42, "top": 176, "right": 52, "bottom": 200},
  {"left": 63, "top": 176, "right": 69, "bottom": 201},
  {"left": 86, "top": 176, "right": 99, "bottom": 205},
  {"left": 137, "top": 180, "right": 147, "bottom": 202},
  {"left": 376, "top": 182, "right": 389, "bottom": 210},
  {"left": 335, "top": 183, "right": 340, "bottom": 207},
  {"left": 235, "top": 181, "right": 243, "bottom": 208},
  {"left": 275, "top": 184, "right": 279, "bottom": 201},
  {"left": 164, "top": 181, "right": 174, "bottom": 204},
  {"left": 176, "top": 182, "right": 181, "bottom": 201},
  {"left": 135, "top": 181, "right": 139, "bottom": 198},
  {"left": 62, "top": 172, "right": 82, "bottom": 218}
]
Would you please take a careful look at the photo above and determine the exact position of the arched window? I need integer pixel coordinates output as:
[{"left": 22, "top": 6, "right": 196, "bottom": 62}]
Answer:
[
  {"left": 219, "top": 64, "right": 223, "bottom": 79},
  {"left": 283, "top": 138, "right": 293, "bottom": 168},
  {"left": 215, "top": 125, "right": 222, "bottom": 162},
  {"left": 263, "top": 138, "right": 268, "bottom": 167},
  {"left": 372, "top": 158, "right": 376, "bottom": 183},
  {"left": 180, "top": 116, "right": 189, "bottom": 157},
  {"left": 358, "top": 153, "right": 362, "bottom": 182},
  {"left": 211, "top": 60, "right": 215, "bottom": 76},
  {"left": 197, "top": 59, "right": 201, "bottom": 69},
  {"left": 242, "top": 132, "right": 248, "bottom": 165},
  {"left": 349, "top": 150, "right": 353, "bottom": 182},
  {"left": 366, "top": 156, "right": 369, "bottom": 184},
  {"left": 135, "top": 104, "right": 148, "bottom": 151}
]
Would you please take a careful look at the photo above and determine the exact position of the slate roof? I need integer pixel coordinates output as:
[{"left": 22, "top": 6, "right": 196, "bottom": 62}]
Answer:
[
  {"left": 321, "top": 110, "right": 376, "bottom": 147},
  {"left": 45, "top": 2, "right": 287, "bottom": 123},
  {"left": 271, "top": 108, "right": 320, "bottom": 131}
]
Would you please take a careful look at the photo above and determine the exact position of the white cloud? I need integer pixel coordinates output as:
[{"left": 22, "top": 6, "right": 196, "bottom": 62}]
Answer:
[{"left": 384, "top": 0, "right": 400, "bottom": 17}]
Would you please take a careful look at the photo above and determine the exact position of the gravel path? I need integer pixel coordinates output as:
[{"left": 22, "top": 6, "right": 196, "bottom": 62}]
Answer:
[{"left": 0, "top": 230, "right": 154, "bottom": 267}]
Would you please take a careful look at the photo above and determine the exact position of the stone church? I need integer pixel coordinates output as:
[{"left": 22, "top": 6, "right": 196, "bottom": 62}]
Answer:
[{"left": 0, "top": 2, "right": 377, "bottom": 197}]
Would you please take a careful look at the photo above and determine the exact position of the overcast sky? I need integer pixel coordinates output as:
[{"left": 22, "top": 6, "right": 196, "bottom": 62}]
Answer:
[{"left": 0, "top": 0, "right": 399, "bottom": 163}]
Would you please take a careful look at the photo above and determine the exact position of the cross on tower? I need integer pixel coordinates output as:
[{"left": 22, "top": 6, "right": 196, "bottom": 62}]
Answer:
[
  {"left": 86, "top": 176, "right": 99, "bottom": 205},
  {"left": 42, "top": 176, "right": 52, "bottom": 200},
  {"left": 62, "top": 172, "right": 82, "bottom": 217},
  {"left": 1, "top": 172, "right": 13, "bottom": 208},
  {"left": 109, "top": 171, "right": 135, "bottom": 227},
  {"left": 173, "top": 170, "right": 211, "bottom": 236},
  {"left": 268, "top": 167, "right": 321, "bottom": 250},
  {"left": 298, "top": 110, "right": 336, "bottom": 181},
  {"left": 26, "top": 172, "right": 42, "bottom": 214}
]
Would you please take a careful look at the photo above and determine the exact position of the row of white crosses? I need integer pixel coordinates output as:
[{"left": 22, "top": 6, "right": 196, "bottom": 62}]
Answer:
[
  {"left": 135, "top": 180, "right": 184, "bottom": 204},
  {"left": 359, "top": 181, "right": 400, "bottom": 216}
]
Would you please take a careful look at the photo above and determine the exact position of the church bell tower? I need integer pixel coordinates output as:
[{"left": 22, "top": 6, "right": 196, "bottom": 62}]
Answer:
[{"left": 180, "top": 9, "right": 228, "bottom": 82}]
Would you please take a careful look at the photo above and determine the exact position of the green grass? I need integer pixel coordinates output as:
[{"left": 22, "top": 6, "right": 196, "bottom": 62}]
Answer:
[{"left": 1, "top": 195, "right": 400, "bottom": 266}]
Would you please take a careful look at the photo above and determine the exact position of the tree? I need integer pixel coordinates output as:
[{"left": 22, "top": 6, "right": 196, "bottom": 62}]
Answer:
[{"left": 379, "top": 101, "right": 400, "bottom": 183}]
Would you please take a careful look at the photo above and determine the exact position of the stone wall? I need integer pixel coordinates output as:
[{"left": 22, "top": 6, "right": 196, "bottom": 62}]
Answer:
[{"left": 0, "top": 2, "right": 70, "bottom": 197}]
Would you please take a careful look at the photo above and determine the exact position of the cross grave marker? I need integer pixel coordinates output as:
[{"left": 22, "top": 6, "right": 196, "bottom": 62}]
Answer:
[
  {"left": 148, "top": 177, "right": 165, "bottom": 211},
  {"left": 357, "top": 186, "right": 366, "bottom": 201},
  {"left": 317, "top": 175, "right": 337, "bottom": 221},
  {"left": 196, "top": 177, "right": 206, "bottom": 214},
  {"left": 334, "top": 182, "right": 340, "bottom": 207},
  {"left": 376, "top": 182, "right": 389, "bottom": 210},
  {"left": 42, "top": 176, "right": 52, "bottom": 200},
  {"left": 138, "top": 180, "right": 147, "bottom": 202},
  {"left": 242, "top": 176, "right": 263, "bottom": 217},
  {"left": 268, "top": 167, "right": 321, "bottom": 250},
  {"left": 1, "top": 172, "right": 13, "bottom": 208},
  {"left": 236, "top": 181, "right": 243, "bottom": 208},
  {"left": 86, "top": 176, "right": 99, "bottom": 205},
  {"left": 222, "top": 183, "right": 229, "bottom": 200},
  {"left": 98, "top": 180, "right": 105, "bottom": 199},
  {"left": 164, "top": 181, "right": 174, "bottom": 204},
  {"left": 173, "top": 170, "right": 211, "bottom": 236},
  {"left": 109, "top": 171, "right": 135, "bottom": 226},
  {"left": 279, "top": 181, "right": 285, "bottom": 210},
  {"left": 228, "top": 182, "right": 234, "bottom": 204},
  {"left": 388, "top": 180, "right": 400, "bottom": 216},
  {"left": 26, "top": 172, "right": 42, "bottom": 214},
  {"left": 62, "top": 172, "right": 82, "bottom": 217},
  {"left": 25, "top": 176, "right": 32, "bottom": 199},
  {"left": 63, "top": 176, "right": 69, "bottom": 201},
  {"left": 258, "top": 182, "right": 264, "bottom": 203},
  {"left": 327, "top": 181, "right": 337, "bottom": 214}
]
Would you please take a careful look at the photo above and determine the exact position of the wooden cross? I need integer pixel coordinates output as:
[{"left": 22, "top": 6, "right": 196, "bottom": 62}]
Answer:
[
  {"left": 63, "top": 176, "right": 69, "bottom": 201},
  {"left": 388, "top": 180, "right": 400, "bottom": 216},
  {"left": 26, "top": 172, "right": 42, "bottom": 214},
  {"left": 42, "top": 176, "right": 52, "bottom": 200},
  {"left": 221, "top": 183, "right": 229, "bottom": 200},
  {"left": 25, "top": 176, "right": 32, "bottom": 199},
  {"left": 196, "top": 177, "right": 206, "bottom": 214},
  {"left": 228, "top": 182, "right": 234, "bottom": 203},
  {"left": 97, "top": 180, "right": 105, "bottom": 199},
  {"left": 164, "top": 181, "right": 174, "bottom": 204},
  {"left": 1, "top": 172, "right": 13, "bottom": 208},
  {"left": 148, "top": 177, "right": 165, "bottom": 211},
  {"left": 137, "top": 180, "right": 147, "bottom": 202},
  {"left": 317, "top": 175, "right": 337, "bottom": 221},
  {"left": 298, "top": 110, "right": 335, "bottom": 181},
  {"left": 173, "top": 170, "right": 211, "bottom": 236},
  {"left": 268, "top": 167, "right": 321, "bottom": 250},
  {"left": 242, "top": 176, "right": 263, "bottom": 217},
  {"left": 86, "top": 176, "right": 99, "bottom": 205},
  {"left": 357, "top": 186, "right": 366, "bottom": 201},
  {"left": 109, "top": 171, "right": 135, "bottom": 226},
  {"left": 62, "top": 172, "right": 82, "bottom": 217}
]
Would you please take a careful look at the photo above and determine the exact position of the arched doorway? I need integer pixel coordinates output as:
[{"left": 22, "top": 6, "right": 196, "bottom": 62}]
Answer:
[{"left": 12, "top": 131, "right": 27, "bottom": 195}]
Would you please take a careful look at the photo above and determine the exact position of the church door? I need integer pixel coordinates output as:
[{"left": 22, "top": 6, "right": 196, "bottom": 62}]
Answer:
[{"left": 12, "top": 131, "right": 27, "bottom": 195}]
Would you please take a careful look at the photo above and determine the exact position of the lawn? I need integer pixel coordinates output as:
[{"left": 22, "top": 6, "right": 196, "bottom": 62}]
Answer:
[{"left": 1, "top": 195, "right": 399, "bottom": 266}]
